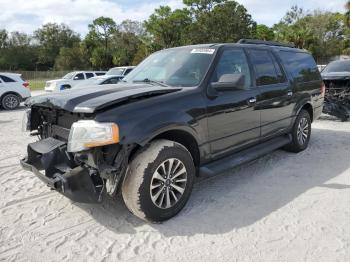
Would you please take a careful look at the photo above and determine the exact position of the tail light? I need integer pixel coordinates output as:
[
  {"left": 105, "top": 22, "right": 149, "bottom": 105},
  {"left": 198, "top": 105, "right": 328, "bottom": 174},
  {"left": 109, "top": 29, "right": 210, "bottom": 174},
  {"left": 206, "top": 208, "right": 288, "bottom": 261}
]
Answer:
[
  {"left": 23, "top": 81, "right": 30, "bottom": 88},
  {"left": 320, "top": 82, "right": 325, "bottom": 98}
]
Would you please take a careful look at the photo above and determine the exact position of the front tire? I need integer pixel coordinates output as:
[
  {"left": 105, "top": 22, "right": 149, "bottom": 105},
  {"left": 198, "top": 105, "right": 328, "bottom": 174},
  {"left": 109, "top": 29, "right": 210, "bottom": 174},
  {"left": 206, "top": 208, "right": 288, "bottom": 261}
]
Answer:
[
  {"left": 1, "top": 94, "right": 20, "bottom": 110},
  {"left": 122, "top": 139, "right": 195, "bottom": 222},
  {"left": 284, "top": 109, "right": 311, "bottom": 153}
]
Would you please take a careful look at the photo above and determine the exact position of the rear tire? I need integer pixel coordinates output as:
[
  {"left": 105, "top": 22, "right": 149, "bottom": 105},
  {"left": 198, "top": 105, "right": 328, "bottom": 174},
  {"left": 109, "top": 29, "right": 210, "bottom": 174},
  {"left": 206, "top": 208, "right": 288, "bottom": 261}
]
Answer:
[
  {"left": 122, "top": 139, "right": 195, "bottom": 222},
  {"left": 1, "top": 94, "right": 20, "bottom": 110},
  {"left": 284, "top": 109, "right": 311, "bottom": 153}
]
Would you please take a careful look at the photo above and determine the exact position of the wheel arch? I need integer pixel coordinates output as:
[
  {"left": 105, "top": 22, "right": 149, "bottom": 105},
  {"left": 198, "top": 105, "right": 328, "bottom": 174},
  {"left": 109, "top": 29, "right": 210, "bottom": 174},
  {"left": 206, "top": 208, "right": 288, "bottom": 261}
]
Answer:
[
  {"left": 0, "top": 91, "right": 22, "bottom": 106},
  {"left": 128, "top": 127, "right": 201, "bottom": 173},
  {"left": 298, "top": 102, "right": 314, "bottom": 122}
]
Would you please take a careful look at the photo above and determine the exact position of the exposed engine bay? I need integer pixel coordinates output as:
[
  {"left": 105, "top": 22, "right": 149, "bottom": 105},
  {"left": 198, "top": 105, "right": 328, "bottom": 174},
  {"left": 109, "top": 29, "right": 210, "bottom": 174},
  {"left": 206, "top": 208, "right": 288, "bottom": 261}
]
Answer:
[
  {"left": 322, "top": 78, "right": 350, "bottom": 121},
  {"left": 21, "top": 106, "right": 130, "bottom": 202}
]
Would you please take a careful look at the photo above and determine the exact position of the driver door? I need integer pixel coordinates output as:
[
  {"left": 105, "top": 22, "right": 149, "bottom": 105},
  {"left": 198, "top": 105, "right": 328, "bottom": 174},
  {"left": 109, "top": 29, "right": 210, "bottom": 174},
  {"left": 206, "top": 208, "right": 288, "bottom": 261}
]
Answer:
[
  {"left": 206, "top": 48, "right": 261, "bottom": 159},
  {"left": 71, "top": 73, "right": 85, "bottom": 87}
]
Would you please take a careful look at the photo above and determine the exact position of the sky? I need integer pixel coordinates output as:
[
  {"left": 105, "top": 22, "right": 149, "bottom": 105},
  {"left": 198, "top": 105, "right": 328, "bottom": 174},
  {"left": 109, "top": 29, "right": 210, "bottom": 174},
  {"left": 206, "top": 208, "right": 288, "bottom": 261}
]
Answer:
[{"left": 0, "top": 0, "right": 346, "bottom": 35}]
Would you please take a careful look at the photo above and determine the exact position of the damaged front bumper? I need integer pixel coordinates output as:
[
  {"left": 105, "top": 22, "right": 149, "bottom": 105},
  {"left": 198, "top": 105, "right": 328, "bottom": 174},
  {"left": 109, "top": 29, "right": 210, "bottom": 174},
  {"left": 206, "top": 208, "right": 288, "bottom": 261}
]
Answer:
[{"left": 20, "top": 137, "right": 120, "bottom": 203}]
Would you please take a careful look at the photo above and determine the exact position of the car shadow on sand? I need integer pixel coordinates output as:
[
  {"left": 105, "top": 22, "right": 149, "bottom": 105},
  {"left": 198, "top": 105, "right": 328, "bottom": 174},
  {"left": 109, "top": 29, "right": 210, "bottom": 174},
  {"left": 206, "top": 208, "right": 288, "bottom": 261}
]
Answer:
[{"left": 75, "top": 127, "right": 350, "bottom": 236}]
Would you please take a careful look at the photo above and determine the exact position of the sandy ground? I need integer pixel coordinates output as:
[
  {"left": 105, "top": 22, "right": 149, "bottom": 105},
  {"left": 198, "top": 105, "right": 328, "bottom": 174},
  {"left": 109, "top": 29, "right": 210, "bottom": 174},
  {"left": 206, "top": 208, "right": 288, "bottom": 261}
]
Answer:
[{"left": 0, "top": 92, "right": 350, "bottom": 262}]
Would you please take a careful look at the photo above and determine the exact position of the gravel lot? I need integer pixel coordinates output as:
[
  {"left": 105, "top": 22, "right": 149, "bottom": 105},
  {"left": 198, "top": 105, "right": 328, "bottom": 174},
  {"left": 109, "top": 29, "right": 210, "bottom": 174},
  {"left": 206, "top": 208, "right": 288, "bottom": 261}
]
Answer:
[{"left": 1, "top": 93, "right": 350, "bottom": 262}]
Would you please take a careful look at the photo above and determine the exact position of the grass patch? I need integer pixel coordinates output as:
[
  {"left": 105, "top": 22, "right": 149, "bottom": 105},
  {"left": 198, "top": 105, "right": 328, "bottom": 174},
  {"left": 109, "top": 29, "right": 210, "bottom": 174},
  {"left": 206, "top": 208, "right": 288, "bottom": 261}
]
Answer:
[{"left": 28, "top": 79, "right": 47, "bottom": 90}]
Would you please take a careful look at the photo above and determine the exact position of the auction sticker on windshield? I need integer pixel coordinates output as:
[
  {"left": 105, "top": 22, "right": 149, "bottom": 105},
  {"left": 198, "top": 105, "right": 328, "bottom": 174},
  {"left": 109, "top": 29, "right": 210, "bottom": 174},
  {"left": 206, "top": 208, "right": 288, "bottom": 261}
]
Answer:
[{"left": 191, "top": 48, "right": 215, "bottom": 54}]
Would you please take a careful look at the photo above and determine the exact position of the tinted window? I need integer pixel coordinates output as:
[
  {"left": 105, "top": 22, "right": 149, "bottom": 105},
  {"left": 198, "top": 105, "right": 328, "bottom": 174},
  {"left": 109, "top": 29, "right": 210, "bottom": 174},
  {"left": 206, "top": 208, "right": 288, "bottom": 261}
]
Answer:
[
  {"left": 279, "top": 51, "right": 320, "bottom": 82},
  {"left": 248, "top": 50, "right": 284, "bottom": 86},
  {"left": 95, "top": 72, "right": 105, "bottom": 76},
  {"left": 0, "top": 75, "right": 16, "bottom": 82},
  {"left": 322, "top": 60, "right": 350, "bottom": 73},
  {"left": 85, "top": 73, "right": 94, "bottom": 79},
  {"left": 103, "top": 77, "right": 121, "bottom": 84},
  {"left": 124, "top": 68, "right": 133, "bottom": 75},
  {"left": 211, "top": 48, "right": 251, "bottom": 89},
  {"left": 74, "top": 73, "right": 85, "bottom": 80}
]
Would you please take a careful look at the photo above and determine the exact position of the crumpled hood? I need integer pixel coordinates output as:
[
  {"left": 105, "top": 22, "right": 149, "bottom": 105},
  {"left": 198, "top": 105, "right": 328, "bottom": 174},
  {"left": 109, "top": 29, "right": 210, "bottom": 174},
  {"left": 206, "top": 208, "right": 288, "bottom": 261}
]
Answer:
[
  {"left": 321, "top": 72, "right": 350, "bottom": 80},
  {"left": 26, "top": 84, "right": 181, "bottom": 113}
]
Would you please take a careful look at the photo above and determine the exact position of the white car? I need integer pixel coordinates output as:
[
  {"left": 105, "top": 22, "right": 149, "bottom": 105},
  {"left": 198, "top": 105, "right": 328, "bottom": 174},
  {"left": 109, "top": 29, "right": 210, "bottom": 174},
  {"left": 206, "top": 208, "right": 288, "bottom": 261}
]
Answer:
[
  {"left": 0, "top": 73, "right": 31, "bottom": 110},
  {"left": 317, "top": 65, "right": 327, "bottom": 72},
  {"left": 74, "top": 75, "right": 124, "bottom": 89},
  {"left": 45, "top": 71, "right": 106, "bottom": 92},
  {"left": 106, "top": 66, "right": 135, "bottom": 76}
]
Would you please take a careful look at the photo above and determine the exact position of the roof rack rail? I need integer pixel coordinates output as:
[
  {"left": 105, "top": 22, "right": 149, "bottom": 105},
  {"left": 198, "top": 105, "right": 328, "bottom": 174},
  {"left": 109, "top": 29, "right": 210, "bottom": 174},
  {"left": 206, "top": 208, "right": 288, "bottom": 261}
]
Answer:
[{"left": 237, "top": 39, "right": 295, "bottom": 48}]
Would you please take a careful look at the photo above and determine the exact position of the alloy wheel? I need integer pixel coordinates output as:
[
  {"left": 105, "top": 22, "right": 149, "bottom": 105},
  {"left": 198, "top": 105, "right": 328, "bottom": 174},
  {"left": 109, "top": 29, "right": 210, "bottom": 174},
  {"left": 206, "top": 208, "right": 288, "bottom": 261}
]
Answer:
[
  {"left": 297, "top": 117, "right": 309, "bottom": 145},
  {"left": 150, "top": 158, "right": 187, "bottom": 209},
  {"left": 3, "top": 95, "right": 19, "bottom": 109}
]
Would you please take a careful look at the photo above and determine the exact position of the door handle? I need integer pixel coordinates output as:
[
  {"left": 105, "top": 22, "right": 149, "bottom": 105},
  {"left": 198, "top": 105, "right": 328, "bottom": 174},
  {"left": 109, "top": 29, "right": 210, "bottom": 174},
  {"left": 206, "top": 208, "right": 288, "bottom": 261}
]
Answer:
[
  {"left": 287, "top": 91, "right": 293, "bottom": 97},
  {"left": 248, "top": 97, "right": 257, "bottom": 104}
]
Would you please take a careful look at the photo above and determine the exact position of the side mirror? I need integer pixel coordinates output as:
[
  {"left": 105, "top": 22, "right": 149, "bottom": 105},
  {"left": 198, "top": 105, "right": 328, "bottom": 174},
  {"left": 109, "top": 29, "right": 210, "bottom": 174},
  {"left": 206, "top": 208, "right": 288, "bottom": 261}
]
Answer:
[
  {"left": 211, "top": 73, "right": 245, "bottom": 91},
  {"left": 73, "top": 76, "right": 80, "bottom": 80}
]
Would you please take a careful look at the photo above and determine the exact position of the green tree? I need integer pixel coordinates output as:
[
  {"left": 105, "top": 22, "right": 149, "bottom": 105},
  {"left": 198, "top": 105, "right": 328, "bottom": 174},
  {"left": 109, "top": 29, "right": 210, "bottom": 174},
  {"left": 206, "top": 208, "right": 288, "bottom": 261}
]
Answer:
[
  {"left": 118, "top": 20, "right": 145, "bottom": 36},
  {"left": 111, "top": 31, "right": 142, "bottom": 66},
  {"left": 0, "top": 29, "right": 8, "bottom": 48},
  {"left": 344, "top": 1, "right": 350, "bottom": 28},
  {"left": 86, "top": 16, "right": 117, "bottom": 69},
  {"left": 0, "top": 31, "right": 38, "bottom": 70},
  {"left": 274, "top": 6, "right": 347, "bottom": 62},
  {"left": 185, "top": 0, "right": 256, "bottom": 43},
  {"left": 54, "top": 43, "right": 90, "bottom": 70},
  {"left": 256, "top": 25, "right": 275, "bottom": 40},
  {"left": 144, "top": 6, "right": 192, "bottom": 48},
  {"left": 34, "top": 23, "right": 80, "bottom": 69},
  {"left": 183, "top": 0, "right": 225, "bottom": 12}
]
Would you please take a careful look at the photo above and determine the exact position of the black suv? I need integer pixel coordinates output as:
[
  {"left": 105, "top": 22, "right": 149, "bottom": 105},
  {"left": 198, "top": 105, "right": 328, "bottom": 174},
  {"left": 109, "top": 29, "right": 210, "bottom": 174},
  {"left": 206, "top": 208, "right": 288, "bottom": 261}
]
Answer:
[{"left": 21, "top": 40, "right": 324, "bottom": 222}]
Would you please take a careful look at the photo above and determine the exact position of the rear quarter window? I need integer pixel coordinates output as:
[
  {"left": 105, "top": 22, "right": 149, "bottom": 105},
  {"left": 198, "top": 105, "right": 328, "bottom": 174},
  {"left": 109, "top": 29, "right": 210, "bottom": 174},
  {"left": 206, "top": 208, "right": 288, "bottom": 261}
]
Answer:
[
  {"left": 0, "top": 75, "right": 16, "bottom": 82},
  {"left": 248, "top": 49, "right": 286, "bottom": 86},
  {"left": 279, "top": 51, "right": 320, "bottom": 82}
]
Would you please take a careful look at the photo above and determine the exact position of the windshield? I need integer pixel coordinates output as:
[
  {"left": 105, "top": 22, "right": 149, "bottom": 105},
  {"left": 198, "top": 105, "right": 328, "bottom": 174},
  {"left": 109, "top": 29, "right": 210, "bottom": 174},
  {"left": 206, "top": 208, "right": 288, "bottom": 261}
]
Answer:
[
  {"left": 62, "top": 72, "right": 75, "bottom": 79},
  {"left": 323, "top": 60, "right": 350, "bottom": 73},
  {"left": 123, "top": 48, "right": 216, "bottom": 87},
  {"left": 106, "top": 68, "right": 124, "bottom": 75},
  {"left": 74, "top": 77, "right": 104, "bottom": 88}
]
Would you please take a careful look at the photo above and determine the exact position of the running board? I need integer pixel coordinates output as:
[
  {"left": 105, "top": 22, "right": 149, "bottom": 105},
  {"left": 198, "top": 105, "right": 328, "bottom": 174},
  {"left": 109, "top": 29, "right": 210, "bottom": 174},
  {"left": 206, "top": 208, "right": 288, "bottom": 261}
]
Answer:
[{"left": 200, "top": 135, "right": 291, "bottom": 176}]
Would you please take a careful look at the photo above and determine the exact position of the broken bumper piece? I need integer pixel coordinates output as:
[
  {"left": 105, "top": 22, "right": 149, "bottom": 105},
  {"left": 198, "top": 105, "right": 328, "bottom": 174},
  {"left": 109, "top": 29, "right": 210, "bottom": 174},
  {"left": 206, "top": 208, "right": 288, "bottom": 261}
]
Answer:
[{"left": 20, "top": 137, "right": 103, "bottom": 203}]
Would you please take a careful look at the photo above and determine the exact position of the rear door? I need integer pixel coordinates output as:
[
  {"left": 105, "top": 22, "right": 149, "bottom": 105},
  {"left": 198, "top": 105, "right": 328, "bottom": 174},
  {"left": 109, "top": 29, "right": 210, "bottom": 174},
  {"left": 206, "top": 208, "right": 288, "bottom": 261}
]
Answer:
[
  {"left": 206, "top": 47, "right": 261, "bottom": 158},
  {"left": 85, "top": 73, "right": 94, "bottom": 79},
  {"left": 246, "top": 49, "right": 294, "bottom": 138},
  {"left": 0, "top": 75, "right": 17, "bottom": 92}
]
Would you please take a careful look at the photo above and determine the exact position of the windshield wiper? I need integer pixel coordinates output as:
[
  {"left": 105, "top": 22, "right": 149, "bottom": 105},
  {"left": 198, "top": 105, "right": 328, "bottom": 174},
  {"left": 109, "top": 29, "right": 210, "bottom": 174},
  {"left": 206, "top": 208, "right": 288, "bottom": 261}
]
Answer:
[{"left": 133, "top": 78, "right": 169, "bottom": 87}]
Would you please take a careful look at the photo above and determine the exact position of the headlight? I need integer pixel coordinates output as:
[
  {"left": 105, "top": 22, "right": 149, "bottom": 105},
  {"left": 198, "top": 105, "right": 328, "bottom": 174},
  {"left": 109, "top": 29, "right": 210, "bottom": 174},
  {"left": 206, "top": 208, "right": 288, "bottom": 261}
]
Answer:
[{"left": 67, "top": 120, "right": 119, "bottom": 152}]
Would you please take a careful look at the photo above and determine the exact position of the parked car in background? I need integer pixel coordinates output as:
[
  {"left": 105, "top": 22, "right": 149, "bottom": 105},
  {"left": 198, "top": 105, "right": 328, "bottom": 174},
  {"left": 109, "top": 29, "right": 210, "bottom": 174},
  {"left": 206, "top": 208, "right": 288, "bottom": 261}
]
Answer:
[
  {"left": 321, "top": 60, "right": 350, "bottom": 121},
  {"left": 45, "top": 71, "right": 106, "bottom": 92},
  {"left": 106, "top": 66, "right": 135, "bottom": 76},
  {"left": 0, "top": 73, "right": 31, "bottom": 110},
  {"left": 74, "top": 75, "right": 124, "bottom": 89},
  {"left": 22, "top": 40, "right": 324, "bottom": 222},
  {"left": 317, "top": 64, "right": 327, "bottom": 72}
]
